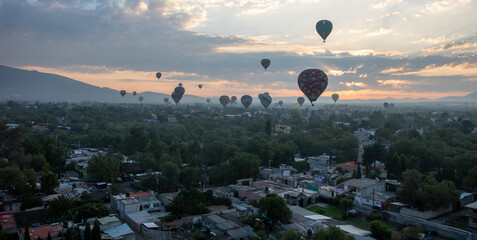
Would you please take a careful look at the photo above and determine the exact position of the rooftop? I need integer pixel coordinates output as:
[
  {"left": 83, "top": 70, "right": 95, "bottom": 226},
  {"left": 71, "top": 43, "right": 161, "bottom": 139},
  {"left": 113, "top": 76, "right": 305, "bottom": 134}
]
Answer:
[
  {"left": 97, "top": 215, "right": 121, "bottom": 226},
  {"left": 0, "top": 211, "right": 16, "bottom": 231},
  {"left": 21, "top": 223, "right": 63, "bottom": 240},
  {"left": 465, "top": 201, "right": 477, "bottom": 210},
  {"left": 103, "top": 223, "right": 134, "bottom": 238},
  {"left": 342, "top": 178, "right": 378, "bottom": 189}
]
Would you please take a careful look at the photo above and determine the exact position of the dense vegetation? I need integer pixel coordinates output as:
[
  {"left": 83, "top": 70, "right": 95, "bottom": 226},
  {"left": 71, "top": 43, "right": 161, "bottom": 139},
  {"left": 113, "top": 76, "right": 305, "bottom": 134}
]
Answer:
[{"left": 1, "top": 101, "right": 476, "bottom": 213}]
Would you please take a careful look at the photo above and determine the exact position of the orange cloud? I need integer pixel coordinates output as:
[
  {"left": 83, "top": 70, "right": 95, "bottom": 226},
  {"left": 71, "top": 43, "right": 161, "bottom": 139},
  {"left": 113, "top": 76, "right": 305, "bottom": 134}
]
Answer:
[{"left": 395, "top": 62, "right": 477, "bottom": 77}]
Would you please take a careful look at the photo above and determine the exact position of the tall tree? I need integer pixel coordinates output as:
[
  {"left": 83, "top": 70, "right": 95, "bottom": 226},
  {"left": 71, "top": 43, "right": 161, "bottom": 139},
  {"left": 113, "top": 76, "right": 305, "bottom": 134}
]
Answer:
[
  {"left": 87, "top": 153, "right": 121, "bottom": 182},
  {"left": 258, "top": 193, "right": 292, "bottom": 226},
  {"left": 40, "top": 163, "right": 58, "bottom": 194},
  {"left": 313, "top": 226, "right": 355, "bottom": 240},
  {"left": 91, "top": 221, "right": 101, "bottom": 240},
  {"left": 369, "top": 220, "right": 391, "bottom": 240}
]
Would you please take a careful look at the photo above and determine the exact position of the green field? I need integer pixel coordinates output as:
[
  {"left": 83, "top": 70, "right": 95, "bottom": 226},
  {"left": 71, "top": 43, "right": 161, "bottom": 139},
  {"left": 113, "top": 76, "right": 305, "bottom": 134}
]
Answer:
[{"left": 307, "top": 205, "right": 346, "bottom": 220}]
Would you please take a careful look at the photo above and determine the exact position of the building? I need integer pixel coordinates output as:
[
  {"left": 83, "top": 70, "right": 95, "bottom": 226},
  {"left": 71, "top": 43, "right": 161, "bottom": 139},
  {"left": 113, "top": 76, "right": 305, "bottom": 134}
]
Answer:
[
  {"left": 336, "top": 161, "right": 366, "bottom": 175},
  {"left": 97, "top": 215, "right": 122, "bottom": 231},
  {"left": 339, "top": 178, "right": 385, "bottom": 207},
  {"left": 20, "top": 223, "right": 63, "bottom": 240},
  {"left": 103, "top": 223, "right": 135, "bottom": 240},
  {"left": 202, "top": 213, "right": 257, "bottom": 239},
  {"left": 465, "top": 201, "right": 477, "bottom": 229},
  {"left": 0, "top": 211, "right": 16, "bottom": 233}
]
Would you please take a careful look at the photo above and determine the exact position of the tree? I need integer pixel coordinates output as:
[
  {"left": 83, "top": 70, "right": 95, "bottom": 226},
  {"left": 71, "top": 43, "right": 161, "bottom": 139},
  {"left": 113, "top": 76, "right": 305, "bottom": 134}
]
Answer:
[
  {"left": 24, "top": 226, "right": 31, "bottom": 240},
  {"left": 385, "top": 152, "right": 402, "bottom": 179},
  {"left": 160, "top": 161, "right": 180, "bottom": 192},
  {"left": 369, "top": 220, "right": 391, "bottom": 240},
  {"left": 340, "top": 197, "right": 354, "bottom": 218},
  {"left": 179, "top": 167, "right": 201, "bottom": 189},
  {"left": 258, "top": 193, "right": 292, "bottom": 226},
  {"left": 0, "top": 165, "right": 35, "bottom": 195},
  {"left": 87, "top": 153, "right": 121, "bottom": 182},
  {"left": 91, "top": 221, "right": 101, "bottom": 240},
  {"left": 294, "top": 161, "right": 310, "bottom": 173},
  {"left": 47, "top": 232, "right": 52, "bottom": 240},
  {"left": 279, "top": 229, "right": 302, "bottom": 240},
  {"left": 265, "top": 119, "right": 272, "bottom": 136},
  {"left": 47, "top": 195, "right": 73, "bottom": 221},
  {"left": 464, "top": 166, "right": 477, "bottom": 192},
  {"left": 230, "top": 152, "right": 260, "bottom": 180},
  {"left": 313, "top": 226, "right": 355, "bottom": 240},
  {"left": 40, "top": 163, "right": 58, "bottom": 194},
  {"left": 84, "top": 223, "right": 91, "bottom": 240}
]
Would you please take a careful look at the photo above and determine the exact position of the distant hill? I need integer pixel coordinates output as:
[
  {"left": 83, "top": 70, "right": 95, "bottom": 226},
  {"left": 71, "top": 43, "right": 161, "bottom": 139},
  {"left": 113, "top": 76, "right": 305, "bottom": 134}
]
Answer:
[
  {"left": 1, "top": 64, "right": 475, "bottom": 104},
  {"left": 0, "top": 65, "right": 203, "bottom": 103}
]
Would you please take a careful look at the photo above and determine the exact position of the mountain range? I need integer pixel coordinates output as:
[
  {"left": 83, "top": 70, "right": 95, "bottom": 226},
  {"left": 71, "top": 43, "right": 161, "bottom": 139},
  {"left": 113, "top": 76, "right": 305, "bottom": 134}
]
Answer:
[{"left": 1, "top": 64, "right": 476, "bottom": 104}]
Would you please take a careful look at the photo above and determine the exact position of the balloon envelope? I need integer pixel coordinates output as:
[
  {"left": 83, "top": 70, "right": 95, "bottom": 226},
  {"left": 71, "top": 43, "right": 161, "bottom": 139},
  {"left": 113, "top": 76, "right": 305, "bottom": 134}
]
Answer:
[
  {"left": 297, "top": 69, "right": 328, "bottom": 105},
  {"left": 138, "top": 96, "right": 143, "bottom": 102},
  {"left": 120, "top": 90, "right": 126, "bottom": 97},
  {"left": 206, "top": 98, "right": 211, "bottom": 103},
  {"left": 164, "top": 98, "right": 169, "bottom": 103},
  {"left": 156, "top": 72, "right": 162, "bottom": 79},
  {"left": 332, "top": 93, "right": 339, "bottom": 103},
  {"left": 278, "top": 100, "right": 283, "bottom": 107},
  {"left": 171, "top": 83, "right": 185, "bottom": 104},
  {"left": 133, "top": 91, "right": 137, "bottom": 96},
  {"left": 297, "top": 97, "right": 305, "bottom": 106},
  {"left": 316, "top": 20, "right": 333, "bottom": 42},
  {"left": 241, "top": 95, "right": 252, "bottom": 109},
  {"left": 231, "top": 96, "right": 237, "bottom": 104},
  {"left": 258, "top": 93, "right": 272, "bottom": 109},
  {"left": 219, "top": 95, "right": 230, "bottom": 107},
  {"left": 261, "top": 59, "right": 271, "bottom": 70},
  {"left": 383, "top": 102, "right": 389, "bottom": 109},
  {"left": 198, "top": 84, "right": 203, "bottom": 89}
]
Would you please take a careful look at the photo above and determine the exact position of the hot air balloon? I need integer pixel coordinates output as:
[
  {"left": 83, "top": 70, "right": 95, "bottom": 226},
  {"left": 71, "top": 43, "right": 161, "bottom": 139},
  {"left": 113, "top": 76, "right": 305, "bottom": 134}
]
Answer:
[
  {"left": 133, "top": 91, "right": 137, "bottom": 96},
  {"left": 316, "top": 20, "right": 333, "bottom": 42},
  {"left": 219, "top": 95, "right": 230, "bottom": 107},
  {"left": 231, "top": 96, "right": 237, "bottom": 104},
  {"left": 389, "top": 103, "right": 395, "bottom": 109},
  {"left": 261, "top": 59, "right": 271, "bottom": 70},
  {"left": 297, "top": 97, "right": 305, "bottom": 106},
  {"left": 156, "top": 72, "right": 162, "bottom": 79},
  {"left": 278, "top": 100, "right": 283, "bottom": 107},
  {"left": 198, "top": 84, "right": 203, "bottom": 89},
  {"left": 164, "top": 97, "right": 169, "bottom": 103},
  {"left": 241, "top": 95, "right": 252, "bottom": 109},
  {"left": 298, "top": 69, "right": 328, "bottom": 106},
  {"left": 332, "top": 93, "right": 339, "bottom": 103},
  {"left": 171, "top": 83, "right": 185, "bottom": 104},
  {"left": 206, "top": 98, "right": 211, "bottom": 104},
  {"left": 120, "top": 90, "right": 126, "bottom": 97},
  {"left": 294, "top": 103, "right": 300, "bottom": 108},
  {"left": 138, "top": 96, "right": 144, "bottom": 102},
  {"left": 258, "top": 93, "right": 272, "bottom": 109},
  {"left": 383, "top": 102, "right": 389, "bottom": 109}
]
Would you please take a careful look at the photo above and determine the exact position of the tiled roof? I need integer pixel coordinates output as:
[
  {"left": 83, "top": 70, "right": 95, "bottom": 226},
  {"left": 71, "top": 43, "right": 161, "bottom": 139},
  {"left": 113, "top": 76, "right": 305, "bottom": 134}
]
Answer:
[
  {"left": 21, "top": 224, "right": 63, "bottom": 240},
  {"left": 0, "top": 211, "right": 16, "bottom": 231}
]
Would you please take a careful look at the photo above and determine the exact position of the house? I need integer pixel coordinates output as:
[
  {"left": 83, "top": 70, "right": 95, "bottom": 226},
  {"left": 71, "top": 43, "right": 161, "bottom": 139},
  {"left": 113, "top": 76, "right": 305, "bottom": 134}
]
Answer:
[
  {"left": 336, "top": 161, "right": 366, "bottom": 175},
  {"left": 202, "top": 213, "right": 257, "bottom": 239},
  {"left": 465, "top": 201, "right": 477, "bottom": 229},
  {"left": 97, "top": 215, "right": 122, "bottom": 231},
  {"left": 0, "top": 211, "right": 16, "bottom": 233},
  {"left": 339, "top": 178, "right": 385, "bottom": 207},
  {"left": 460, "top": 192, "right": 474, "bottom": 208},
  {"left": 20, "top": 223, "right": 63, "bottom": 240},
  {"left": 102, "top": 223, "right": 135, "bottom": 240}
]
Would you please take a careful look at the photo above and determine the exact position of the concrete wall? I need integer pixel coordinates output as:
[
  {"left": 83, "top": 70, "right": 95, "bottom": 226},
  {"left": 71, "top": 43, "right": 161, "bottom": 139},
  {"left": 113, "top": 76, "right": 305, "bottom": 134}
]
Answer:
[{"left": 400, "top": 207, "right": 452, "bottom": 220}]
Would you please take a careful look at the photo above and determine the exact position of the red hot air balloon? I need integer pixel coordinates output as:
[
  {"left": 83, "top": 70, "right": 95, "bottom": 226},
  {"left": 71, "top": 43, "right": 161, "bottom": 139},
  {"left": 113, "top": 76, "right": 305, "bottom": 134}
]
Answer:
[
  {"left": 171, "top": 83, "right": 185, "bottom": 104},
  {"left": 231, "top": 96, "right": 237, "bottom": 104},
  {"left": 219, "top": 95, "right": 230, "bottom": 107},
  {"left": 133, "top": 91, "right": 137, "bottom": 96},
  {"left": 297, "top": 69, "right": 328, "bottom": 106}
]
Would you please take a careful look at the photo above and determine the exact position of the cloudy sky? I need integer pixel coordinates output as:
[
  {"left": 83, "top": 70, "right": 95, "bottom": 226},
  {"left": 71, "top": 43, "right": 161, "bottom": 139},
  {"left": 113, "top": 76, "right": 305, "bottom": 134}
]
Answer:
[{"left": 1, "top": 0, "right": 477, "bottom": 99}]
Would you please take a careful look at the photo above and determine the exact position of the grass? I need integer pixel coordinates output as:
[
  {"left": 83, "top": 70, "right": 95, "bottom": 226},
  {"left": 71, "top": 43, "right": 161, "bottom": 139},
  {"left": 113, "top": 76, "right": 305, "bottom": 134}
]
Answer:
[
  {"left": 307, "top": 205, "right": 346, "bottom": 220},
  {"left": 345, "top": 217, "right": 370, "bottom": 230}
]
